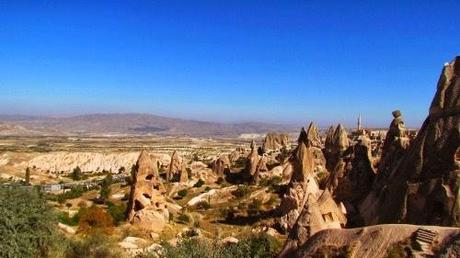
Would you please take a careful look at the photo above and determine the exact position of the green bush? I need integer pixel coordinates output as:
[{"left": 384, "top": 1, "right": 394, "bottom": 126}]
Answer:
[
  {"left": 193, "top": 179, "right": 205, "bottom": 188},
  {"left": 70, "top": 166, "right": 83, "bottom": 181},
  {"left": 0, "top": 187, "right": 57, "bottom": 257},
  {"left": 58, "top": 211, "right": 79, "bottom": 226},
  {"left": 178, "top": 189, "right": 188, "bottom": 198},
  {"left": 177, "top": 213, "right": 191, "bottom": 224},
  {"left": 196, "top": 200, "right": 211, "bottom": 210},
  {"left": 232, "top": 185, "right": 251, "bottom": 198},
  {"left": 106, "top": 202, "right": 126, "bottom": 225}
]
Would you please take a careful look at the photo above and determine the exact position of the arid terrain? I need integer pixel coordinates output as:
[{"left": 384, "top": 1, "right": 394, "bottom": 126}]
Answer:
[{"left": 1, "top": 57, "right": 459, "bottom": 258}]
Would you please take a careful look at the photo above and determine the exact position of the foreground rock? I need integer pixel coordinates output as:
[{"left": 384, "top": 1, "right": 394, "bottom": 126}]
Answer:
[
  {"left": 279, "top": 224, "right": 460, "bottom": 258},
  {"left": 126, "top": 151, "right": 169, "bottom": 232},
  {"left": 360, "top": 57, "right": 460, "bottom": 226}
]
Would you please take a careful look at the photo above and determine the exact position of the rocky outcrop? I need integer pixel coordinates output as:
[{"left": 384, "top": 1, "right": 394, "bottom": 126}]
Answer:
[
  {"left": 126, "top": 151, "right": 169, "bottom": 232},
  {"left": 167, "top": 151, "right": 188, "bottom": 183},
  {"left": 279, "top": 224, "right": 460, "bottom": 258},
  {"left": 27, "top": 152, "right": 140, "bottom": 174},
  {"left": 335, "top": 136, "right": 375, "bottom": 210},
  {"left": 304, "top": 122, "right": 322, "bottom": 148},
  {"left": 212, "top": 155, "right": 230, "bottom": 179},
  {"left": 324, "top": 125, "right": 351, "bottom": 193},
  {"left": 246, "top": 140, "right": 261, "bottom": 183},
  {"left": 324, "top": 124, "right": 350, "bottom": 173},
  {"left": 277, "top": 128, "right": 319, "bottom": 232},
  {"left": 360, "top": 57, "right": 460, "bottom": 226},
  {"left": 262, "top": 132, "right": 290, "bottom": 152},
  {"left": 377, "top": 110, "right": 410, "bottom": 182},
  {"left": 279, "top": 190, "right": 347, "bottom": 258}
]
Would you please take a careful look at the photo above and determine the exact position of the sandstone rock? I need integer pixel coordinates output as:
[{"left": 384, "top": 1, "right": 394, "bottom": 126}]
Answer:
[
  {"left": 377, "top": 110, "right": 410, "bottom": 182},
  {"left": 360, "top": 57, "right": 460, "bottom": 226},
  {"left": 277, "top": 127, "right": 318, "bottom": 232},
  {"left": 167, "top": 151, "right": 188, "bottom": 183},
  {"left": 219, "top": 236, "right": 239, "bottom": 245},
  {"left": 279, "top": 224, "right": 460, "bottom": 258},
  {"left": 335, "top": 135, "right": 375, "bottom": 207},
  {"left": 27, "top": 151, "right": 140, "bottom": 174},
  {"left": 126, "top": 151, "right": 169, "bottom": 232},
  {"left": 262, "top": 132, "right": 290, "bottom": 152},
  {"left": 325, "top": 124, "right": 350, "bottom": 173},
  {"left": 212, "top": 155, "right": 230, "bottom": 179},
  {"left": 57, "top": 222, "right": 76, "bottom": 235},
  {"left": 245, "top": 140, "right": 260, "bottom": 183},
  {"left": 118, "top": 236, "right": 148, "bottom": 250}
]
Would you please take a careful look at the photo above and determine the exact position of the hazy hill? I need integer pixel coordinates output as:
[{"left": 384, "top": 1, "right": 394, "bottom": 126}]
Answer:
[{"left": 0, "top": 113, "right": 298, "bottom": 137}]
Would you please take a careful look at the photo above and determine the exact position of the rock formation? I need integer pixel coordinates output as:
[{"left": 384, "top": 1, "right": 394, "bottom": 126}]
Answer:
[
  {"left": 126, "top": 151, "right": 169, "bottom": 232},
  {"left": 304, "top": 122, "right": 322, "bottom": 148},
  {"left": 377, "top": 110, "right": 410, "bottom": 182},
  {"left": 167, "top": 151, "right": 188, "bottom": 183},
  {"left": 334, "top": 135, "right": 375, "bottom": 213},
  {"left": 324, "top": 125, "right": 351, "bottom": 192},
  {"left": 262, "top": 132, "right": 290, "bottom": 152},
  {"left": 277, "top": 128, "right": 320, "bottom": 232},
  {"left": 324, "top": 124, "right": 350, "bottom": 173},
  {"left": 245, "top": 140, "right": 260, "bottom": 183},
  {"left": 212, "top": 155, "right": 230, "bottom": 179},
  {"left": 279, "top": 224, "right": 460, "bottom": 258},
  {"left": 279, "top": 190, "right": 347, "bottom": 257},
  {"left": 360, "top": 57, "right": 460, "bottom": 226}
]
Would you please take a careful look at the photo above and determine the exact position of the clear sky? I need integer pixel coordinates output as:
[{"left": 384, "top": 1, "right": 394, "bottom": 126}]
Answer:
[{"left": 0, "top": 1, "right": 459, "bottom": 128}]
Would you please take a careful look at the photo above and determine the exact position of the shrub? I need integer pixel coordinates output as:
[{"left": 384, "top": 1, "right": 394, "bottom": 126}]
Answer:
[
  {"left": 143, "top": 233, "right": 282, "bottom": 258},
  {"left": 177, "top": 213, "right": 191, "bottom": 224},
  {"left": 65, "top": 231, "right": 121, "bottom": 258},
  {"left": 78, "top": 206, "right": 114, "bottom": 234},
  {"left": 0, "top": 187, "right": 57, "bottom": 257},
  {"left": 58, "top": 211, "right": 79, "bottom": 226},
  {"left": 193, "top": 179, "right": 205, "bottom": 188},
  {"left": 248, "top": 199, "right": 263, "bottom": 216},
  {"left": 178, "top": 189, "right": 188, "bottom": 198},
  {"left": 106, "top": 202, "right": 126, "bottom": 226},
  {"left": 232, "top": 185, "right": 251, "bottom": 198},
  {"left": 196, "top": 200, "right": 211, "bottom": 210},
  {"left": 70, "top": 166, "right": 83, "bottom": 181}
]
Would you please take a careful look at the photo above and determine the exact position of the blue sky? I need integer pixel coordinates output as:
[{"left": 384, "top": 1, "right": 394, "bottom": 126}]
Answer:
[{"left": 0, "top": 1, "right": 459, "bottom": 127}]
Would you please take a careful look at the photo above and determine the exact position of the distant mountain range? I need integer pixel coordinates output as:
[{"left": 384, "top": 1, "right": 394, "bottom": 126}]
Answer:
[{"left": 0, "top": 113, "right": 299, "bottom": 137}]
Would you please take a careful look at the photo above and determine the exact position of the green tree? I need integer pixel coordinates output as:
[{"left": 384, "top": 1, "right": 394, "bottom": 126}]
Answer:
[
  {"left": 25, "top": 167, "right": 31, "bottom": 185},
  {"left": 0, "top": 187, "right": 57, "bottom": 257},
  {"left": 71, "top": 166, "right": 83, "bottom": 181}
]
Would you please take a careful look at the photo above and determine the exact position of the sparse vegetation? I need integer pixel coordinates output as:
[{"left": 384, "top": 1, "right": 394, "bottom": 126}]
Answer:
[
  {"left": 193, "top": 179, "right": 205, "bottom": 188},
  {"left": 70, "top": 166, "right": 83, "bottom": 181},
  {"left": 232, "top": 184, "right": 251, "bottom": 198},
  {"left": 178, "top": 189, "right": 188, "bottom": 198},
  {"left": 77, "top": 206, "right": 114, "bottom": 235}
]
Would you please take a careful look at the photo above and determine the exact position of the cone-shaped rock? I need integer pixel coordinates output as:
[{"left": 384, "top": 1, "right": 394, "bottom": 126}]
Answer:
[
  {"left": 377, "top": 110, "right": 410, "bottom": 182},
  {"left": 305, "top": 122, "right": 322, "bottom": 148},
  {"left": 126, "top": 150, "right": 168, "bottom": 232}
]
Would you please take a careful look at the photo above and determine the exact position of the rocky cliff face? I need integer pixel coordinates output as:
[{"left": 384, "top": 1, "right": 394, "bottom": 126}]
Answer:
[
  {"left": 26, "top": 152, "right": 171, "bottom": 174},
  {"left": 360, "top": 57, "right": 460, "bottom": 226}
]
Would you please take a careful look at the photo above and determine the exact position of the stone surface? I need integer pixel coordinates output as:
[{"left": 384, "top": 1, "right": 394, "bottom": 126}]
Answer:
[{"left": 167, "top": 151, "right": 188, "bottom": 183}]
